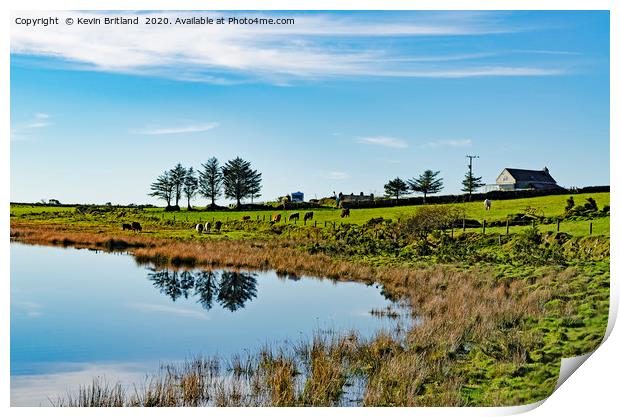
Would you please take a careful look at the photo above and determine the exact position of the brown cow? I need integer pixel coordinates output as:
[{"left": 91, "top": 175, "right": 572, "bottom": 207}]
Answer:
[
  {"left": 122, "top": 223, "right": 132, "bottom": 231},
  {"left": 289, "top": 212, "right": 300, "bottom": 221},
  {"left": 340, "top": 208, "right": 350, "bottom": 218},
  {"left": 271, "top": 214, "right": 282, "bottom": 223},
  {"left": 304, "top": 212, "right": 314, "bottom": 221}
]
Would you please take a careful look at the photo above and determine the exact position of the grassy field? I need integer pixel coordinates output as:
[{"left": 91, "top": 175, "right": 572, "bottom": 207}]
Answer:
[{"left": 10, "top": 192, "right": 610, "bottom": 238}]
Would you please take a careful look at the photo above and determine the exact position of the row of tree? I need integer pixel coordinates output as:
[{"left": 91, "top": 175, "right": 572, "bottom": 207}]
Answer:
[
  {"left": 149, "top": 157, "right": 262, "bottom": 210},
  {"left": 384, "top": 169, "right": 483, "bottom": 203}
]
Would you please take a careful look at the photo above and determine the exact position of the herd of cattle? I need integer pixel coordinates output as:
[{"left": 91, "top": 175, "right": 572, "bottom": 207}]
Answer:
[
  {"left": 121, "top": 208, "right": 355, "bottom": 234},
  {"left": 122, "top": 201, "right": 491, "bottom": 234}
]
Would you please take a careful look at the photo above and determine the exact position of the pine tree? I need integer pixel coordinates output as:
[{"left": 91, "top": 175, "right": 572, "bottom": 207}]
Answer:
[
  {"left": 198, "top": 157, "right": 223, "bottom": 207},
  {"left": 148, "top": 170, "right": 174, "bottom": 208},
  {"left": 183, "top": 167, "right": 199, "bottom": 210},
  {"left": 461, "top": 171, "right": 484, "bottom": 199},
  {"left": 408, "top": 170, "right": 444, "bottom": 203},
  {"left": 221, "top": 157, "right": 262, "bottom": 207},
  {"left": 384, "top": 177, "right": 410, "bottom": 202},
  {"left": 169, "top": 163, "right": 187, "bottom": 207}
]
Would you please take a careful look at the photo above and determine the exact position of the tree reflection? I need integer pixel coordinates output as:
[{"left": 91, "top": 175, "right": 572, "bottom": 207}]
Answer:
[
  {"left": 147, "top": 269, "right": 258, "bottom": 312},
  {"left": 194, "top": 271, "right": 219, "bottom": 310},
  {"left": 217, "top": 271, "right": 258, "bottom": 312}
]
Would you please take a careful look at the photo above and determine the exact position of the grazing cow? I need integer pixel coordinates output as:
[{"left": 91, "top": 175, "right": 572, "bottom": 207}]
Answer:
[
  {"left": 205, "top": 222, "right": 212, "bottom": 233},
  {"left": 484, "top": 199, "right": 492, "bottom": 211},
  {"left": 271, "top": 214, "right": 282, "bottom": 223},
  {"left": 195, "top": 223, "right": 204, "bottom": 233},
  {"left": 289, "top": 212, "right": 300, "bottom": 221},
  {"left": 340, "top": 208, "right": 350, "bottom": 218},
  {"left": 214, "top": 221, "right": 222, "bottom": 232},
  {"left": 122, "top": 223, "right": 132, "bottom": 231},
  {"left": 242, "top": 215, "right": 251, "bottom": 221},
  {"left": 131, "top": 221, "right": 142, "bottom": 232},
  {"left": 304, "top": 212, "right": 314, "bottom": 222}
]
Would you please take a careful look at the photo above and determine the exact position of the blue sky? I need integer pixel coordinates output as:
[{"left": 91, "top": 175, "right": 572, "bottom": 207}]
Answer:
[{"left": 10, "top": 11, "right": 609, "bottom": 205}]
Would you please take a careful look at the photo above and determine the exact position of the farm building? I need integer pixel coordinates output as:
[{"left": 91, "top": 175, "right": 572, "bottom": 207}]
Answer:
[
  {"left": 339, "top": 192, "right": 374, "bottom": 207},
  {"left": 291, "top": 191, "right": 304, "bottom": 202},
  {"left": 495, "top": 167, "right": 563, "bottom": 191}
]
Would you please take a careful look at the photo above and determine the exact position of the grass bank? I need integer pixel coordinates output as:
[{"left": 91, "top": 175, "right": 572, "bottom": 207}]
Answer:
[{"left": 10, "top": 216, "right": 610, "bottom": 406}]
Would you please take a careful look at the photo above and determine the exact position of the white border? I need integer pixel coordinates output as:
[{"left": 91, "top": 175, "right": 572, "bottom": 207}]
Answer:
[{"left": 2, "top": 1, "right": 617, "bottom": 416}]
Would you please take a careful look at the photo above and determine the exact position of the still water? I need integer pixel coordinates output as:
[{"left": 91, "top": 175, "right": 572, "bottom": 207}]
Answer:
[{"left": 11, "top": 243, "right": 404, "bottom": 406}]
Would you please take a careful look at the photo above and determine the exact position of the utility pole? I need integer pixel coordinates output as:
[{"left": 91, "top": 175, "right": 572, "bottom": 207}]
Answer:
[{"left": 466, "top": 155, "right": 479, "bottom": 201}]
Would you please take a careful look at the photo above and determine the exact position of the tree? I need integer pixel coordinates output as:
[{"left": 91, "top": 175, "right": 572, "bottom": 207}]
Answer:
[
  {"left": 198, "top": 157, "right": 223, "bottom": 207},
  {"left": 221, "top": 157, "right": 262, "bottom": 207},
  {"left": 408, "top": 170, "right": 444, "bottom": 203},
  {"left": 183, "top": 167, "right": 199, "bottom": 210},
  {"left": 149, "top": 170, "right": 174, "bottom": 208},
  {"left": 384, "top": 177, "right": 410, "bottom": 203},
  {"left": 461, "top": 171, "right": 484, "bottom": 199},
  {"left": 169, "top": 163, "right": 187, "bottom": 207}
]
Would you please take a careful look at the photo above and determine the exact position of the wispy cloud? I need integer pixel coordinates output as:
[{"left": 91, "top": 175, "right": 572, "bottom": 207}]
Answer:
[
  {"left": 324, "top": 171, "right": 350, "bottom": 180},
  {"left": 357, "top": 136, "right": 409, "bottom": 149},
  {"left": 11, "top": 112, "right": 52, "bottom": 141},
  {"left": 131, "top": 122, "right": 218, "bottom": 136},
  {"left": 10, "top": 11, "right": 572, "bottom": 84},
  {"left": 426, "top": 139, "right": 472, "bottom": 148},
  {"left": 131, "top": 303, "right": 209, "bottom": 320}
]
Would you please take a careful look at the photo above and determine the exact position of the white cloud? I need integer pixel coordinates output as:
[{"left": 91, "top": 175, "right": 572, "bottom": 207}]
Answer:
[
  {"left": 426, "top": 139, "right": 472, "bottom": 148},
  {"left": 357, "top": 136, "right": 408, "bottom": 149},
  {"left": 10, "top": 11, "right": 569, "bottom": 83},
  {"left": 131, "top": 303, "right": 209, "bottom": 320},
  {"left": 324, "top": 171, "right": 350, "bottom": 180},
  {"left": 131, "top": 122, "right": 218, "bottom": 135},
  {"left": 11, "top": 113, "right": 53, "bottom": 141}
]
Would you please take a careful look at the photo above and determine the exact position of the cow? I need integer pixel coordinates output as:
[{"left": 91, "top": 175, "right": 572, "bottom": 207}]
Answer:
[
  {"left": 214, "top": 221, "right": 222, "bottom": 232},
  {"left": 205, "top": 222, "right": 212, "bottom": 233},
  {"left": 195, "top": 223, "right": 204, "bottom": 233},
  {"left": 484, "top": 199, "right": 492, "bottom": 211},
  {"left": 122, "top": 223, "right": 132, "bottom": 231},
  {"left": 271, "top": 214, "right": 282, "bottom": 223},
  {"left": 242, "top": 215, "right": 251, "bottom": 221},
  {"left": 289, "top": 212, "right": 300, "bottom": 221},
  {"left": 131, "top": 222, "right": 142, "bottom": 232},
  {"left": 304, "top": 212, "right": 314, "bottom": 222},
  {"left": 340, "top": 208, "right": 350, "bottom": 218}
]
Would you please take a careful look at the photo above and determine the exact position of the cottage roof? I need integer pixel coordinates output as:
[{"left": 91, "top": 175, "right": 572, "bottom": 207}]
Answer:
[{"left": 503, "top": 168, "right": 557, "bottom": 184}]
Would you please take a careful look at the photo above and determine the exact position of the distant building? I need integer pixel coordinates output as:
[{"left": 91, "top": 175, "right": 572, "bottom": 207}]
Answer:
[
  {"left": 291, "top": 191, "right": 304, "bottom": 202},
  {"left": 495, "top": 167, "right": 563, "bottom": 191},
  {"left": 339, "top": 192, "right": 374, "bottom": 207}
]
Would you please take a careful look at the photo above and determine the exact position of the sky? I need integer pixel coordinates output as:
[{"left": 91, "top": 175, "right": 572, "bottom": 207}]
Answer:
[{"left": 10, "top": 10, "right": 610, "bottom": 205}]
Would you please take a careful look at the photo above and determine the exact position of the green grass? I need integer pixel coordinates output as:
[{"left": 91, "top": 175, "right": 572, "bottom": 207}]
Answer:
[{"left": 11, "top": 192, "right": 610, "bottom": 238}]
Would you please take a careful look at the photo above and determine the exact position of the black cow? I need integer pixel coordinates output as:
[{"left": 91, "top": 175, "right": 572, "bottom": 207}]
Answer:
[
  {"left": 131, "top": 222, "right": 142, "bottom": 232},
  {"left": 304, "top": 212, "right": 314, "bottom": 221},
  {"left": 340, "top": 208, "right": 350, "bottom": 218},
  {"left": 122, "top": 223, "right": 132, "bottom": 231}
]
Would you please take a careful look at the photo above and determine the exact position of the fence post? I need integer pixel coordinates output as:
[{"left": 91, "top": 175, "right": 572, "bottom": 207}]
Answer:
[
  {"left": 314, "top": 220, "right": 317, "bottom": 227},
  {"left": 531, "top": 219, "right": 535, "bottom": 228},
  {"left": 557, "top": 219, "right": 561, "bottom": 232},
  {"left": 295, "top": 218, "right": 297, "bottom": 225},
  {"left": 590, "top": 222, "right": 593, "bottom": 235},
  {"left": 462, "top": 218, "right": 466, "bottom": 231},
  {"left": 506, "top": 219, "right": 509, "bottom": 235},
  {"left": 324, "top": 221, "right": 327, "bottom": 227},
  {"left": 483, "top": 220, "right": 486, "bottom": 234}
]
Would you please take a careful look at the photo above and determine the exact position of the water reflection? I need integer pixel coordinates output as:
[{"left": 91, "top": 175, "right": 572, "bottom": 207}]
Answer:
[{"left": 148, "top": 269, "right": 258, "bottom": 312}]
